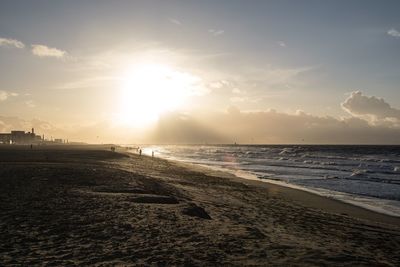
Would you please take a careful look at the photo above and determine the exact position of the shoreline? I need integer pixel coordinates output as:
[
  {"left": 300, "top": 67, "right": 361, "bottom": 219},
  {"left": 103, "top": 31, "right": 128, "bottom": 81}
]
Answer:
[
  {"left": 132, "top": 142, "right": 400, "bottom": 221},
  {"left": 167, "top": 158, "right": 400, "bottom": 226}
]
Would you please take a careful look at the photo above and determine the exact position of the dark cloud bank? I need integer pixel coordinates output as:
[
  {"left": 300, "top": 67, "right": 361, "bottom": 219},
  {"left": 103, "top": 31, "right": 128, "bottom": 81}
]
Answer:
[
  {"left": 149, "top": 91, "right": 400, "bottom": 144},
  {"left": 1, "top": 91, "right": 400, "bottom": 144},
  {"left": 151, "top": 109, "right": 399, "bottom": 145}
]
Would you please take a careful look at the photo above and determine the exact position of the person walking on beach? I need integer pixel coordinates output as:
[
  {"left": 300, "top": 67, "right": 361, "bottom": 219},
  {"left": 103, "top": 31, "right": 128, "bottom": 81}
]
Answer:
[{"left": 139, "top": 148, "right": 142, "bottom": 156}]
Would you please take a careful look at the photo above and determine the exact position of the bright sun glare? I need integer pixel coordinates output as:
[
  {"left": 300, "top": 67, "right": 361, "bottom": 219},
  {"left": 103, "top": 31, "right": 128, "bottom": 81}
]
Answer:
[{"left": 117, "top": 63, "right": 200, "bottom": 127}]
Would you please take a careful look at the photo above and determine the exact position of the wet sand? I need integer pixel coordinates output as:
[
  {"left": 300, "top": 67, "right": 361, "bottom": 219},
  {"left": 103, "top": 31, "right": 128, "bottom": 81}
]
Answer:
[{"left": 0, "top": 145, "right": 399, "bottom": 266}]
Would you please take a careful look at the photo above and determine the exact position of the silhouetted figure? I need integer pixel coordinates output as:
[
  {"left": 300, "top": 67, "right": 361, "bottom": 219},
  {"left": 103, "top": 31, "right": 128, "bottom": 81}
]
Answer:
[
  {"left": 30, "top": 144, "right": 33, "bottom": 150},
  {"left": 139, "top": 149, "right": 142, "bottom": 156},
  {"left": 152, "top": 151, "right": 154, "bottom": 158}
]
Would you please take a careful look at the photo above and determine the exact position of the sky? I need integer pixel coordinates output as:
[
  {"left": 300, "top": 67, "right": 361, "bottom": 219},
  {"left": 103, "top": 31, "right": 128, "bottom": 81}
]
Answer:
[{"left": 0, "top": 0, "right": 400, "bottom": 144}]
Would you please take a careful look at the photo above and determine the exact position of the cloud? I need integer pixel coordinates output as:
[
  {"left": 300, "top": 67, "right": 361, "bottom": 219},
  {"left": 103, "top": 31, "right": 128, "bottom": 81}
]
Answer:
[
  {"left": 226, "top": 65, "right": 315, "bottom": 96},
  {"left": 0, "top": 91, "right": 8, "bottom": 101},
  {"left": 277, "top": 41, "right": 286, "bottom": 47},
  {"left": 203, "top": 65, "right": 315, "bottom": 106},
  {"left": 150, "top": 113, "right": 224, "bottom": 144},
  {"left": 342, "top": 91, "right": 400, "bottom": 121},
  {"left": 232, "top": 88, "right": 243, "bottom": 94},
  {"left": 230, "top": 96, "right": 247, "bottom": 103},
  {"left": 0, "top": 90, "right": 18, "bottom": 101},
  {"left": 31, "top": 44, "right": 67, "bottom": 58},
  {"left": 146, "top": 109, "right": 400, "bottom": 144},
  {"left": 229, "top": 87, "right": 250, "bottom": 102},
  {"left": 3, "top": 100, "right": 400, "bottom": 144},
  {"left": 0, "top": 116, "right": 59, "bottom": 135},
  {"left": 241, "top": 66, "right": 315, "bottom": 87},
  {"left": 169, "top": 18, "right": 182, "bottom": 25},
  {"left": 55, "top": 76, "right": 120, "bottom": 90},
  {"left": 0, "top": 37, "right": 25, "bottom": 48},
  {"left": 146, "top": 93, "right": 400, "bottom": 144},
  {"left": 209, "top": 80, "right": 230, "bottom": 89},
  {"left": 208, "top": 29, "right": 225, "bottom": 36},
  {"left": 388, "top": 28, "right": 400, "bottom": 38},
  {"left": 25, "top": 100, "right": 36, "bottom": 108}
]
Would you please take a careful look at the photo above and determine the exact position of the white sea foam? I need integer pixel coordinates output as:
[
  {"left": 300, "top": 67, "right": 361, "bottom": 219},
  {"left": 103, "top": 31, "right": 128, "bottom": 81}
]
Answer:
[{"left": 350, "top": 169, "right": 368, "bottom": 177}]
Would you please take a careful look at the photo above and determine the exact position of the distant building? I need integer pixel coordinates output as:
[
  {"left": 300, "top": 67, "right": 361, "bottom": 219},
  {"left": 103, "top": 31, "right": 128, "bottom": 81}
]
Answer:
[{"left": 0, "top": 128, "right": 42, "bottom": 144}]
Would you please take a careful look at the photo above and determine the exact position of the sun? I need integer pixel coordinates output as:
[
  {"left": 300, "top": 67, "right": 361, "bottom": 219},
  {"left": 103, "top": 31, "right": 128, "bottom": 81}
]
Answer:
[{"left": 116, "top": 63, "right": 200, "bottom": 127}]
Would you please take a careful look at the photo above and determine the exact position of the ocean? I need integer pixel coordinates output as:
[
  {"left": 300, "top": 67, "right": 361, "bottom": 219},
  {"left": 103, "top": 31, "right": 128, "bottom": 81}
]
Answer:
[{"left": 134, "top": 145, "right": 400, "bottom": 217}]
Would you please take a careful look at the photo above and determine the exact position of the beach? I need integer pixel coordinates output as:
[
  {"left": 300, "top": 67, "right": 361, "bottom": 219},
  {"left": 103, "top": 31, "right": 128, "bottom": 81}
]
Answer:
[{"left": 0, "top": 145, "right": 399, "bottom": 266}]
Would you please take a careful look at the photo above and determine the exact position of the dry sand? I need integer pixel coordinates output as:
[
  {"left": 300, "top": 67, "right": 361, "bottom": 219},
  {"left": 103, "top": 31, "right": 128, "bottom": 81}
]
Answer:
[{"left": 0, "top": 145, "right": 399, "bottom": 266}]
